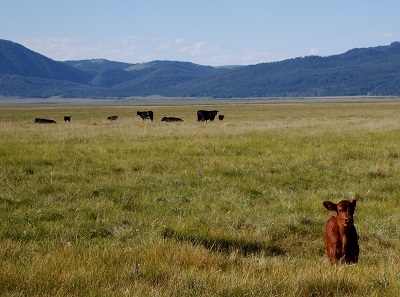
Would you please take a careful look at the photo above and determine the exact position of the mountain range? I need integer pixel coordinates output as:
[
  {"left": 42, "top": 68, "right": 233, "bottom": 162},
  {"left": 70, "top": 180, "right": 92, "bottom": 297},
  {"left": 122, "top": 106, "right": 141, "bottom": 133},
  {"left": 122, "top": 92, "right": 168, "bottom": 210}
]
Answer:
[{"left": 1, "top": 38, "right": 400, "bottom": 98}]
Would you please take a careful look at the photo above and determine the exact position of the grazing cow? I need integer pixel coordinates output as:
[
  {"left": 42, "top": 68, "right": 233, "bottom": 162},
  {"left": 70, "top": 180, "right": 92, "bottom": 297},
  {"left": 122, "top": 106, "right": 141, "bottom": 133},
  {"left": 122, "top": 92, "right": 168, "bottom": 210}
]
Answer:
[
  {"left": 136, "top": 111, "right": 153, "bottom": 121},
  {"left": 323, "top": 199, "right": 359, "bottom": 264},
  {"left": 197, "top": 110, "right": 219, "bottom": 122},
  {"left": 34, "top": 118, "right": 56, "bottom": 124},
  {"left": 108, "top": 116, "right": 118, "bottom": 121},
  {"left": 161, "top": 116, "right": 184, "bottom": 122},
  {"left": 64, "top": 116, "right": 71, "bottom": 122},
  {"left": 218, "top": 115, "right": 225, "bottom": 121}
]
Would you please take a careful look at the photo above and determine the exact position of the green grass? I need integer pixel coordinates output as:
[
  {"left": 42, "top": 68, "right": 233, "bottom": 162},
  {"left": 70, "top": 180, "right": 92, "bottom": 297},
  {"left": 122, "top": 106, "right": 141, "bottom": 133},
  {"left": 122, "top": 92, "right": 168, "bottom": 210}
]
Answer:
[{"left": 1, "top": 101, "right": 400, "bottom": 296}]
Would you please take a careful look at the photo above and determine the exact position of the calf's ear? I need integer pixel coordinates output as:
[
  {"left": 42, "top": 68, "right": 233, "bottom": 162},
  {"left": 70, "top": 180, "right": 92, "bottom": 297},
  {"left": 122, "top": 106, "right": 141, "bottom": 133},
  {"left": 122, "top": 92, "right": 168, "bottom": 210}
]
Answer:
[
  {"left": 323, "top": 201, "right": 337, "bottom": 211},
  {"left": 351, "top": 198, "right": 357, "bottom": 208}
]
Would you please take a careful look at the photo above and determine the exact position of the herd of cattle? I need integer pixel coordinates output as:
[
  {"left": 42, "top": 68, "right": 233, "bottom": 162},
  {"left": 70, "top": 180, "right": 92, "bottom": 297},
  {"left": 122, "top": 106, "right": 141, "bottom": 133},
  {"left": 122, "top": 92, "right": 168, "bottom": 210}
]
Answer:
[{"left": 34, "top": 110, "right": 225, "bottom": 124}]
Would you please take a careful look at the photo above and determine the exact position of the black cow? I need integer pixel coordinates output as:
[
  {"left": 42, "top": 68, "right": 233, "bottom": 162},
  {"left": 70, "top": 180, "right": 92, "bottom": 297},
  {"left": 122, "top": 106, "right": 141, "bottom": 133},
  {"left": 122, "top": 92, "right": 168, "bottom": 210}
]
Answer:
[
  {"left": 218, "top": 115, "right": 225, "bottom": 121},
  {"left": 136, "top": 111, "right": 153, "bottom": 121},
  {"left": 197, "top": 110, "right": 219, "bottom": 122},
  {"left": 108, "top": 116, "right": 118, "bottom": 121},
  {"left": 161, "top": 117, "right": 184, "bottom": 122},
  {"left": 64, "top": 116, "right": 71, "bottom": 122},
  {"left": 34, "top": 118, "right": 56, "bottom": 124}
]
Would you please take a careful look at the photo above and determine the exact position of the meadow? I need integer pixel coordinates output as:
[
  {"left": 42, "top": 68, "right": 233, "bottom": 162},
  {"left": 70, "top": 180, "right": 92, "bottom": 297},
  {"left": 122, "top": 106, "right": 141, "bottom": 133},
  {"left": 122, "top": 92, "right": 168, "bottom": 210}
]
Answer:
[{"left": 0, "top": 100, "right": 400, "bottom": 296}]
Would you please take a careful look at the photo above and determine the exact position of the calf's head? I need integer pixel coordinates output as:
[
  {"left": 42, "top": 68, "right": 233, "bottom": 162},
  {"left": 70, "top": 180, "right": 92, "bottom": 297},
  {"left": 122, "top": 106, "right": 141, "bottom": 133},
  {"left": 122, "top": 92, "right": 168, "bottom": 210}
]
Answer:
[{"left": 323, "top": 199, "right": 356, "bottom": 227}]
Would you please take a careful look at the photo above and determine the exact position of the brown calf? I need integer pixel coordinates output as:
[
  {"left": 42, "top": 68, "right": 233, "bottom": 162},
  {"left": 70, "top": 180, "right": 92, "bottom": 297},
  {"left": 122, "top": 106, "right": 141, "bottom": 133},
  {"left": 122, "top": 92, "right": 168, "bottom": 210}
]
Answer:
[{"left": 323, "top": 199, "right": 359, "bottom": 264}]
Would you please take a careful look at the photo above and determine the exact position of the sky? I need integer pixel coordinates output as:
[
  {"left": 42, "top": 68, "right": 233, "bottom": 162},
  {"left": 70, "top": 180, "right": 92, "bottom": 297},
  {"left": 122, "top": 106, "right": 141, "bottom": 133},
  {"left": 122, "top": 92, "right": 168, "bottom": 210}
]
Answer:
[{"left": 1, "top": 0, "right": 400, "bottom": 66}]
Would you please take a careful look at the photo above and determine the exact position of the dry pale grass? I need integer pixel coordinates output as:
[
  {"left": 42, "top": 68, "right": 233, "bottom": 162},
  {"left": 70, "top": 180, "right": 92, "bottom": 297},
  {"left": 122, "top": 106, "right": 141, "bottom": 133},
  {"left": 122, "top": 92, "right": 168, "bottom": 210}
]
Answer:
[{"left": 1, "top": 100, "right": 400, "bottom": 296}]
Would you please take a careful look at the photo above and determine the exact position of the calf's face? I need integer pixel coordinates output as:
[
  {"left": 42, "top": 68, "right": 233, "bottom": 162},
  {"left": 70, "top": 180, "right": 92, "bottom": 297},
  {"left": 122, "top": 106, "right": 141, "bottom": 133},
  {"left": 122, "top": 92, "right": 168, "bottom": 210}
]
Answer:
[{"left": 323, "top": 199, "right": 356, "bottom": 227}]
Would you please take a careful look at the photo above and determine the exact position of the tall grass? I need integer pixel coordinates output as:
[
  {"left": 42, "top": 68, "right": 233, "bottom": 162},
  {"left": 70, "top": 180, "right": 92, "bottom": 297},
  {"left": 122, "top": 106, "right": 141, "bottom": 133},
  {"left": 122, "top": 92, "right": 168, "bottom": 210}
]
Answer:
[{"left": 1, "top": 101, "right": 400, "bottom": 296}]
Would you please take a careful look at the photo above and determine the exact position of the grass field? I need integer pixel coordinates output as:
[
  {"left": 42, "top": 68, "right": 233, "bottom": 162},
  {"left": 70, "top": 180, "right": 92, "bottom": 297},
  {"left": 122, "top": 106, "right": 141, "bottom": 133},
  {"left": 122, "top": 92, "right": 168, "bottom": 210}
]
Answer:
[{"left": 1, "top": 100, "right": 400, "bottom": 296}]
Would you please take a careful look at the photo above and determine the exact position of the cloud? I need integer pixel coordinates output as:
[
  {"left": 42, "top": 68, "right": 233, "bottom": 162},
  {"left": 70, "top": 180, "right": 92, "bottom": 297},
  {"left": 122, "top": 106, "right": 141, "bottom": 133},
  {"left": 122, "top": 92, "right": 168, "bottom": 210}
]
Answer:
[
  {"left": 14, "top": 35, "right": 293, "bottom": 66},
  {"left": 157, "top": 42, "right": 173, "bottom": 51},
  {"left": 240, "top": 47, "right": 273, "bottom": 64},
  {"left": 309, "top": 47, "right": 319, "bottom": 55},
  {"left": 157, "top": 38, "right": 186, "bottom": 52},
  {"left": 382, "top": 32, "right": 395, "bottom": 38},
  {"left": 175, "top": 38, "right": 186, "bottom": 45},
  {"left": 16, "top": 35, "right": 150, "bottom": 63},
  {"left": 179, "top": 42, "right": 217, "bottom": 56},
  {"left": 17, "top": 37, "right": 84, "bottom": 60}
]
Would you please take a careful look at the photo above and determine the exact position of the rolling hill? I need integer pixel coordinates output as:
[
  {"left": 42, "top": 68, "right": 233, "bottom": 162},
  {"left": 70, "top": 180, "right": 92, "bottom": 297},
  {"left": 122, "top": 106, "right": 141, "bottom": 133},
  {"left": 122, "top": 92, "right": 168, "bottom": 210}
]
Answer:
[
  {"left": 165, "top": 42, "right": 400, "bottom": 97},
  {"left": 1, "top": 38, "right": 400, "bottom": 98},
  {"left": 0, "top": 39, "right": 91, "bottom": 84}
]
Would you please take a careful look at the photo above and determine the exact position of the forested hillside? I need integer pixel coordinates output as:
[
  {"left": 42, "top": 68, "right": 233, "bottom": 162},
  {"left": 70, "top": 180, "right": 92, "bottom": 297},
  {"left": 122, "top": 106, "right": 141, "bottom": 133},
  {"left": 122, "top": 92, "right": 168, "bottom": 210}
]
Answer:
[
  {"left": 0, "top": 40, "right": 91, "bottom": 84},
  {"left": 1, "top": 38, "right": 400, "bottom": 98},
  {"left": 165, "top": 42, "right": 400, "bottom": 97}
]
